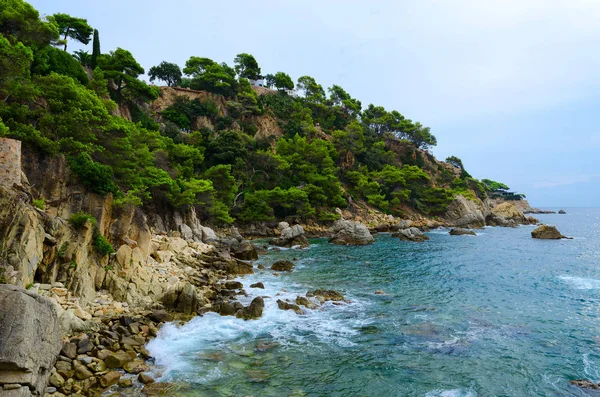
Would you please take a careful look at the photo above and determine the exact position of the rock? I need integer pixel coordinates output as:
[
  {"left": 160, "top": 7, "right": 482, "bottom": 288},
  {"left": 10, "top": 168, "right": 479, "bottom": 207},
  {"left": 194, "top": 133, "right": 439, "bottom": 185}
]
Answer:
[
  {"left": 444, "top": 195, "right": 487, "bottom": 228},
  {"left": 60, "top": 342, "right": 78, "bottom": 360},
  {"left": 329, "top": 220, "right": 374, "bottom": 246},
  {"left": 277, "top": 299, "right": 303, "bottom": 314},
  {"left": 392, "top": 227, "right": 430, "bottom": 242},
  {"left": 104, "top": 350, "right": 136, "bottom": 368},
  {"left": 449, "top": 228, "right": 476, "bottom": 236},
  {"left": 76, "top": 338, "right": 94, "bottom": 354},
  {"left": 235, "top": 297, "right": 264, "bottom": 320},
  {"left": 48, "top": 370, "right": 65, "bottom": 388},
  {"left": 270, "top": 223, "right": 310, "bottom": 248},
  {"left": 531, "top": 224, "right": 566, "bottom": 239},
  {"left": 73, "top": 360, "right": 94, "bottom": 380},
  {"left": 99, "top": 371, "right": 122, "bottom": 388},
  {"left": 295, "top": 296, "right": 317, "bottom": 309},
  {"left": 374, "top": 290, "right": 386, "bottom": 295},
  {"left": 0, "top": 285, "right": 62, "bottom": 397},
  {"left": 226, "top": 259, "right": 254, "bottom": 275},
  {"left": 142, "top": 382, "right": 179, "bottom": 396},
  {"left": 118, "top": 378, "right": 134, "bottom": 388},
  {"left": 218, "top": 302, "right": 238, "bottom": 316},
  {"left": 123, "top": 359, "right": 149, "bottom": 374},
  {"left": 120, "top": 335, "right": 145, "bottom": 346},
  {"left": 255, "top": 341, "right": 279, "bottom": 352},
  {"left": 271, "top": 260, "right": 295, "bottom": 272},
  {"left": 138, "top": 373, "right": 155, "bottom": 385},
  {"left": 307, "top": 289, "right": 347, "bottom": 303},
  {"left": 250, "top": 282, "right": 264, "bottom": 289},
  {"left": 232, "top": 241, "right": 258, "bottom": 260},
  {"left": 148, "top": 310, "right": 172, "bottom": 323},
  {"left": 223, "top": 281, "right": 243, "bottom": 290},
  {"left": 570, "top": 379, "right": 600, "bottom": 389},
  {"left": 558, "top": 209, "right": 567, "bottom": 214},
  {"left": 490, "top": 202, "right": 528, "bottom": 225},
  {"left": 257, "top": 264, "right": 266, "bottom": 270}
]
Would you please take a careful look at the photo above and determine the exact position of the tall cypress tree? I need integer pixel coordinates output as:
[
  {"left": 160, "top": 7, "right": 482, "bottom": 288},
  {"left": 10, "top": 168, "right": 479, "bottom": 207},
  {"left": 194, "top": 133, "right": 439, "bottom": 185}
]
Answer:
[{"left": 91, "top": 29, "right": 100, "bottom": 69}]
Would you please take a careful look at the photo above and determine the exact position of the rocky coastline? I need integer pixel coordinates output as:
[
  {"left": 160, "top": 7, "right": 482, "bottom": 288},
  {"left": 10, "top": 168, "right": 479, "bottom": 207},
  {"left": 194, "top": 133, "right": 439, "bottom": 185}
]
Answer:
[{"left": 0, "top": 166, "right": 551, "bottom": 397}]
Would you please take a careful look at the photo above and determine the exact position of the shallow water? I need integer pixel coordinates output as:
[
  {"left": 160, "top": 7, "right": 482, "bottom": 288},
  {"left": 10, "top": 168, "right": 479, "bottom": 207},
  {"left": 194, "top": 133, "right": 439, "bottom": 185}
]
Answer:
[{"left": 147, "top": 208, "right": 600, "bottom": 396}]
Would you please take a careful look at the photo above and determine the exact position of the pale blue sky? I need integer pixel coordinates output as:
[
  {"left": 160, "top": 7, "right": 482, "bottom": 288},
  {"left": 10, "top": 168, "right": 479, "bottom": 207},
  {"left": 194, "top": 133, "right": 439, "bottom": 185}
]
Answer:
[{"left": 31, "top": 0, "right": 600, "bottom": 207}]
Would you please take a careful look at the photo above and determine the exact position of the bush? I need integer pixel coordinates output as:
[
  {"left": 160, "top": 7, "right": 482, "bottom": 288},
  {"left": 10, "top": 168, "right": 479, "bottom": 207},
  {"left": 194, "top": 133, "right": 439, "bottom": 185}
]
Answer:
[
  {"left": 68, "top": 212, "right": 97, "bottom": 229},
  {"left": 93, "top": 234, "right": 114, "bottom": 256},
  {"left": 32, "top": 198, "right": 45, "bottom": 210},
  {"left": 68, "top": 153, "right": 119, "bottom": 195}
]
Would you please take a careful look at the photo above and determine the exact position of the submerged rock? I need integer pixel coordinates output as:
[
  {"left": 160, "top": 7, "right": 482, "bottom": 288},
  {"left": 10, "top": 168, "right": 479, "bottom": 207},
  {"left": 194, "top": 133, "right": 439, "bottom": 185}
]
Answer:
[
  {"left": 329, "top": 220, "right": 374, "bottom": 246},
  {"left": 570, "top": 379, "right": 600, "bottom": 389},
  {"left": 271, "top": 260, "right": 295, "bottom": 272},
  {"left": 449, "top": 228, "right": 476, "bottom": 236},
  {"left": 393, "top": 227, "right": 430, "bottom": 242},
  {"left": 531, "top": 225, "right": 566, "bottom": 239}
]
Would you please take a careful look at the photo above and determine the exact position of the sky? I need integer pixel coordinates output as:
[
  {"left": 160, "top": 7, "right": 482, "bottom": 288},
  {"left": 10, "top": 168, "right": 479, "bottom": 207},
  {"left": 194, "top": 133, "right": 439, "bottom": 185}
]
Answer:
[{"left": 31, "top": 0, "right": 600, "bottom": 207}]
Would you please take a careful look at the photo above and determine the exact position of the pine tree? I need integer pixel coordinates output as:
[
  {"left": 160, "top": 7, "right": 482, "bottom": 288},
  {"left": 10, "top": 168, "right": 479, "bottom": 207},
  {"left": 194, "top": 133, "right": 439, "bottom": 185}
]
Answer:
[{"left": 91, "top": 29, "right": 100, "bottom": 69}]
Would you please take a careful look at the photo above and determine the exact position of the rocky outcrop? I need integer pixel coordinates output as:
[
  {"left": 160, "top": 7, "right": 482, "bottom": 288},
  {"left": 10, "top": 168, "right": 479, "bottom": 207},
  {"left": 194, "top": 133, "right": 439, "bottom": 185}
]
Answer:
[
  {"left": 270, "top": 222, "right": 309, "bottom": 248},
  {"left": 271, "top": 260, "right": 295, "bottom": 272},
  {"left": 235, "top": 297, "right": 264, "bottom": 320},
  {"left": 531, "top": 225, "right": 567, "bottom": 239},
  {"left": 444, "top": 195, "right": 487, "bottom": 228},
  {"left": 558, "top": 209, "right": 567, "bottom": 214},
  {"left": 0, "top": 285, "right": 62, "bottom": 397},
  {"left": 329, "top": 220, "right": 374, "bottom": 246},
  {"left": 449, "top": 228, "right": 476, "bottom": 236},
  {"left": 393, "top": 227, "right": 430, "bottom": 242}
]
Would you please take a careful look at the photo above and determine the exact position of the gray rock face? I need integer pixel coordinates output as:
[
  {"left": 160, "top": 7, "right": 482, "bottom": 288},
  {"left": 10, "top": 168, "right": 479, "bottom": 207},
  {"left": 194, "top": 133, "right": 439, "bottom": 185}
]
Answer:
[
  {"left": 270, "top": 222, "right": 309, "bottom": 248},
  {"left": 445, "top": 195, "right": 486, "bottom": 228},
  {"left": 392, "top": 227, "right": 430, "bottom": 242},
  {"left": 329, "top": 220, "right": 374, "bottom": 246},
  {"left": 0, "top": 285, "right": 62, "bottom": 397}
]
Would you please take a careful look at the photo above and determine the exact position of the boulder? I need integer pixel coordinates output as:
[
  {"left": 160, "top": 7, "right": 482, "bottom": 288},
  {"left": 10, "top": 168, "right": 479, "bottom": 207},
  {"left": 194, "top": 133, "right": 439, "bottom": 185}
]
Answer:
[
  {"left": 449, "top": 228, "right": 476, "bottom": 236},
  {"left": 271, "top": 260, "right": 295, "bottom": 272},
  {"left": 295, "top": 296, "right": 317, "bottom": 309},
  {"left": 0, "top": 285, "right": 62, "bottom": 397},
  {"left": 99, "top": 371, "right": 122, "bottom": 388},
  {"left": 570, "top": 379, "right": 600, "bottom": 389},
  {"left": 531, "top": 225, "right": 566, "bottom": 239},
  {"left": 270, "top": 223, "right": 309, "bottom": 248},
  {"left": 307, "top": 289, "right": 347, "bottom": 303},
  {"left": 147, "top": 310, "right": 172, "bottom": 323},
  {"left": 558, "top": 209, "right": 567, "bottom": 214},
  {"left": 490, "top": 202, "right": 527, "bottom": 225},
  {"left": 250, "top": 282, "right": 264, "bottom": 289},
  {"left": 444, "top": 195, "right": 486, "bottom": 228},
  {"left": 223, "top": 281, "right": 243, "bottom": 290},
  {"left": 393, "top": 227, "right": 430, "bottom": 242},
  {"left": 235, "top": 297, "right": 264, "bottom": 320},
  {"left": 232, "top": 240, "right": 258, "bottom": 260},
  {"left": 138, "top": 373, "right": 155, "bottom": 385},
  {"left": 276, "top": 299, "right": 303, "bottom": 314},
  {"left": 329, "top": 220, "right": 374, "bottom": 246}
]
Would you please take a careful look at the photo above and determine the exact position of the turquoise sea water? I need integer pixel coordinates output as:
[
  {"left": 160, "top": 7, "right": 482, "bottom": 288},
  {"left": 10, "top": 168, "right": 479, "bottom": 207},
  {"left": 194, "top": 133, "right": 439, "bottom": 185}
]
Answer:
[{"left": 147, "top": 208, "right": 600, "bottom": 396}]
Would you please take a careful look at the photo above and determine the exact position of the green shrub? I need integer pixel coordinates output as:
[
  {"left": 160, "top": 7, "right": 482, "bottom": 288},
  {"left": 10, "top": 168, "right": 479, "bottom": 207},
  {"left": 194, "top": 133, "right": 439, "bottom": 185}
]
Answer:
[
  {"left": 68, "top": 212, "right": 97, "bottom": 229},
  {"left": 33, "top": 198, "right": 46, "bottom": 210},
  {"left": 69, "top": 260, "right": 78, "bottom": 269},
  {"left": 93, "top": 234, "right": 114, "bottom": 256},
  {"left": 58, "top": 242, "right": 68, "bottom": 258},
  {"left": 68, "top": 153, "right": 119, "bottom": 196},
  {"left": 25, "top": 282, "right": 34, "bottom": 290}
]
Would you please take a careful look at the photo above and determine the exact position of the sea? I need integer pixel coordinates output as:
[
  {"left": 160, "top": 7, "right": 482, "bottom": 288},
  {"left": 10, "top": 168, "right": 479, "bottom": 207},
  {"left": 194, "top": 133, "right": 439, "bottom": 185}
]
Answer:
[{"left": 146, "top": 208, "right": 600, "bottom": 396}]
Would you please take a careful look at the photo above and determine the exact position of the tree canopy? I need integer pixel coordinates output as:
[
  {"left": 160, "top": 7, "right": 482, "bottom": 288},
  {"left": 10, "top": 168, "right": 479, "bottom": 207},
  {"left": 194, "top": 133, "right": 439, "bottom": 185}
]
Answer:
[
  {"left": 50, "top": 13, "right": 92, "bottom": 51},
  {"left": 233, "top": 53, "right": 261, "bottom": 80},
  {"left": 149, "top": 61, "right": 182, "bottom": 87}
]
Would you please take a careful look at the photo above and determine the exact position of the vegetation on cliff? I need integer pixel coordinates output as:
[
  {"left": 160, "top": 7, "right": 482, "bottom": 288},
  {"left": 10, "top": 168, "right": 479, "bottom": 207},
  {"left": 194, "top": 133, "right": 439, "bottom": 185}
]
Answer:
[{"left": 0, "top": 0, "right": 502, "bottom": 225}]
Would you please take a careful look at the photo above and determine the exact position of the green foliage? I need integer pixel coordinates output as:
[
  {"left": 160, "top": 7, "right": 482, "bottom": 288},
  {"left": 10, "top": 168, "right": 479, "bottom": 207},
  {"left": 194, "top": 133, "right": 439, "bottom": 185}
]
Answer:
[
  {"left": 297, "top": 75, "right": 325, "bottom": 102},
  {"left": 0, "top": 0, "right": 59, "bottom": 45},
  {"left": 239, "top": 187, "right": 314, "bottom": 221},
  {"left": 274, "top": 72, "right": 294, "bottom": 90},
  {"left": 32, "top": 45, "right": 88, "bottom": 85},
  {"left": 58, "top": 242, "right": 68, "bottom": 258},
  {"left": 68, "top": 152, "right": 119, "bottom": 195},
  {"left": 162, "top": 96, "right": 218, "bottom": 129},
  {"left": 69, "top": 260, "right": 77, "bottom": 269},
  {"left": 446, "top": 155, "right": 464, "bottom": 169},
  {"left": 482, "top": 179, "right": 510, "bottom": 192},
  {"left": 234, "top": 53, "right": 261, "bottom": 80},
  {"left": 68, "top": 212, "right": 97, "bottom": 229},
  {"left": 50, "top": 13, "right": 92, "bottom": 51},
  {"left": 149, "top": 61, "right": 182, "bottom": 87},
  {"left": 183, "top": 56, "right": 238, "bottom": 97},
  {"left": 25, "top": 282, "right": 34, "bottom": 289},
  {"left": 32, "top": 198, "right": 45, "bottom": 209},
  {"left": 93, "top": 233, "right": 114, "bottom": 256},
  {"left": 91, "top": 29, "right": 99, "bottom": 69},
  {"left": 98, "top": 48, "right": 157, "bottom": 101}
]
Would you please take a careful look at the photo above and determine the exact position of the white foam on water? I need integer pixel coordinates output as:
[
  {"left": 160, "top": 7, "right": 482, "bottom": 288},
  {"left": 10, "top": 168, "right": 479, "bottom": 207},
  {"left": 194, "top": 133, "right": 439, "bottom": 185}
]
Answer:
[
  {"left": 559, "top": 276, "right": 600, "bottom": 290},
  {"left": 424, "top": 389, "right": 477, "bottom": 397},
  {"left": 583, "top": 353, "right": 600, "bottom": 383},
  {"left": 146, "top": 265, "right": 370, "bottom": 383}
]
